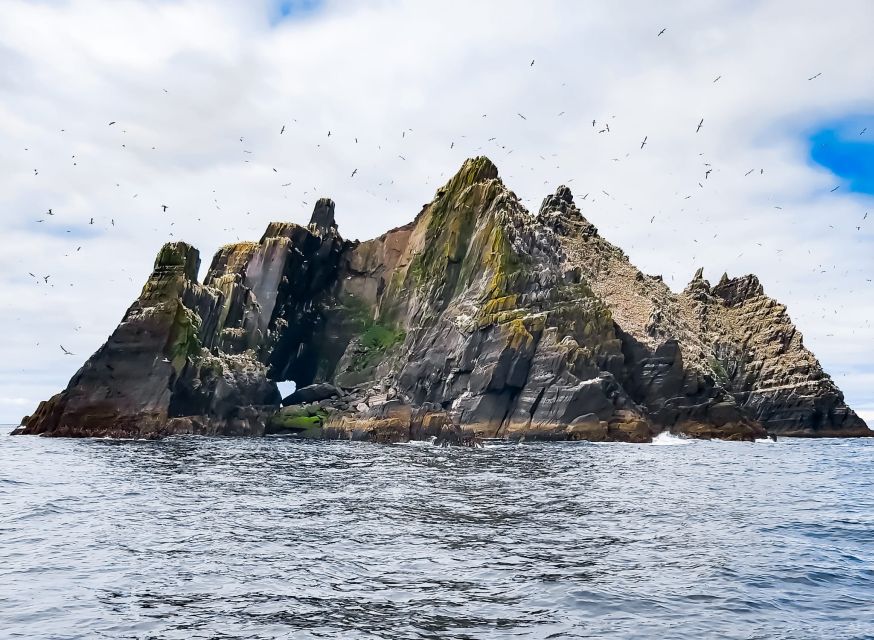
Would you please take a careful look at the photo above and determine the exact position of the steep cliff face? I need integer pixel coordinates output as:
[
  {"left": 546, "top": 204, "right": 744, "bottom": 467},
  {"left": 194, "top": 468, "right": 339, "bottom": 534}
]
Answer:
[
  {"left": 14, "top": 204, "right": 351, "bottom": 438},
  {"left": 684, "top": 273, "right": 870, "bottom": 436},
  {"left": 15, "top": 157, "right": 870, "bottom": 441},
  {"left": 327, "top": 157, "right": 653, "bottom": 442},
  {"left": 535, "top": 186, "right": 870, "bottom": 438},
  {"left": 15, "top": 243, "right": 278, "bottom": 438}
]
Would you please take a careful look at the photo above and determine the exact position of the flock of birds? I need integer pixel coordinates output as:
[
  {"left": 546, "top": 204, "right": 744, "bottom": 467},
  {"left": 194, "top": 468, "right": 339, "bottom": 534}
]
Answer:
[{"left": 10, "top": 27, "right": 872, "bottom": 362}]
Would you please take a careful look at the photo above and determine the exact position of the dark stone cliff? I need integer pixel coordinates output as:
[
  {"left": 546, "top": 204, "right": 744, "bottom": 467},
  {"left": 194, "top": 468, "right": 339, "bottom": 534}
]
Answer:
[{"left": 14, "top": 158, "right": 871, "bottom": 441}]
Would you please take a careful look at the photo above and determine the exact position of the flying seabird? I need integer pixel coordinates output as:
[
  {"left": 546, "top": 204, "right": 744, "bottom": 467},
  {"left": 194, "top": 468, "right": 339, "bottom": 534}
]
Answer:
[
  {"left": 658, "top": 28, "right": 666, "bottom": 36},
  {"left": 60, "top": 345, "right": 74, "bottom": 355},
  {"left": 640, "top": 136, "right": 647, "bottom": 149},
  {"left": 696, "top": 118, "right": 703, "bottom": 133}
]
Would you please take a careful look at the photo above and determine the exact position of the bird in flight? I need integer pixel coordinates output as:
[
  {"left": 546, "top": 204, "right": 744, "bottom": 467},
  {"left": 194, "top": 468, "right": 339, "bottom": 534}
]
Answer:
[
  {"left": 530, "top": 59, "right": 534, "bottom": 66},
  {"left": 517, "top": 113, "right": 526, "bottom": 120},
  {"left": 657, "top": 28, "right": 666, "bottom": 36},
  {"left": 351, "top": 168, "right": 358, "bottom": 177},
  {"left": 46, "top": 208, "right": 53, "bottom": 215},
  {"left": 713, "top": 75, "right": 722, "bottom": 82},
  {"left": 108, "top": 121, "right": 116, "bottom": 126},
  {"left": 808, "top": 72, "right": 822, "bottom": 81},
  {"left": 640, "top": 136, "right": 647, "bottom": 149},
  {"left": 280, "top": 125, "right": 285, "bottom": 134},
  {"left": 60, "top": 345, "right": 74, "bottom": 355},
  {"left": 161, "top": 205, "right": 168, "bottom": 212},
  {"left": 744, "top": 168, "right": 755, "bottom": 176},
  {"left": 861, "top": 128, "right": 868, "bottom": 135},
  {"left": 696, "top": 118, "right": 704, "bottom": 132},
  {"left": 830, "top": 186, "right": 840, "bottom": 192}
]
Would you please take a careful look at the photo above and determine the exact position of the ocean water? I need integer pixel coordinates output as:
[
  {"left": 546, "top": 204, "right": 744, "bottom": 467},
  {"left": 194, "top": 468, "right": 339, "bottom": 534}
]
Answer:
[{"left": 1, "top": 432, "right": 873, "bottom": 639}]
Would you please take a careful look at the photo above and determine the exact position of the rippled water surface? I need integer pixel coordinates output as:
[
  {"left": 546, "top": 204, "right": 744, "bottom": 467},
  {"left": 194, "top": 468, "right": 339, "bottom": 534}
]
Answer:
[{"left": 1, "top": 432, "right": 873, "bottom": 639}]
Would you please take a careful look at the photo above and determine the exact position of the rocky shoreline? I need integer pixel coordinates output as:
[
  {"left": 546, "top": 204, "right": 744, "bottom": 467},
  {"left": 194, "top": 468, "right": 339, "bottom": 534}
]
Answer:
[{"left": 13, "top": 157, "right": 871, "bottom": 443}]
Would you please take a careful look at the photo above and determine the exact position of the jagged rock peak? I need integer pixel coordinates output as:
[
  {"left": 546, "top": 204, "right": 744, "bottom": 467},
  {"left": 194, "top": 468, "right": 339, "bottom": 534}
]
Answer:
[
  {"left": 683, "top": 267, "right": 711, "bottom": 300},
  {"left": 461, "top": 155, "right": 499, "bottom": 183},
  {"left": 537, "top": 185, "right": 597, "bottom": 237},
  {"left": 539, "top": 185, "right": 576, "bottom": 214},
  {"left": 309, "top": 197, "right": 338, "bottom": 236},
  {"left": 438, "top": 157, "right": 500, "bottom": 195},
  {"left": 154, "top": 241, "right": 200, "bottom": 282},
  {"left": 712, "top": 273, "right": 764, "bottom": 306}
]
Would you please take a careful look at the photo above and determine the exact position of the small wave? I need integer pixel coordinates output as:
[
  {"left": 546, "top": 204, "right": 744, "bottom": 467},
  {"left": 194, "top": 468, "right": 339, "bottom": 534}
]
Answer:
[
  {"left": 394, "top": 437, "right": 437, "bottom": 448},
  {"left": 650, "top": 432, "right": 693, "bottom": 446}
]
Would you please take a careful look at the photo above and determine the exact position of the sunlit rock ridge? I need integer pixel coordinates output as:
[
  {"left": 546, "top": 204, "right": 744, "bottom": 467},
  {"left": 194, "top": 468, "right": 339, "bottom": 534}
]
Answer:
[{"left": 14, "top": 157, "right": 871, "bottom": 443}]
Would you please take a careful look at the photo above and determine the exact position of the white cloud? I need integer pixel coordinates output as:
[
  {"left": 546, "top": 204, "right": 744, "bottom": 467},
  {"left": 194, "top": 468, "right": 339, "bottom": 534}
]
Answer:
[{"left": 0, "top": 0, "right": 872, "bottom": 424}]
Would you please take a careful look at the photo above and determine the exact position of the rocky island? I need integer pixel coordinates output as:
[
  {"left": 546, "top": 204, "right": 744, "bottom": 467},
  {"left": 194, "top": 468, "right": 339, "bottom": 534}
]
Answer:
[{"left": 13, "top": 157, "right": 871, "bottom": 442}]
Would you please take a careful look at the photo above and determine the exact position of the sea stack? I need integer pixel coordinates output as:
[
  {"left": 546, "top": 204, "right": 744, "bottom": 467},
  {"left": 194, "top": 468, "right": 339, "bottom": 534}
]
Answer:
[{"left": 14, "top": 157, "right": 871, "bottom": 442}]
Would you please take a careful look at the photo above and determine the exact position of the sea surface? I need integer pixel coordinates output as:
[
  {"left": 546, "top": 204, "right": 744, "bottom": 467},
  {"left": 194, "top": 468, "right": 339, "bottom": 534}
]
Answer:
[{"left": 1, "top": 432, "right": 873, "bottom": 640}]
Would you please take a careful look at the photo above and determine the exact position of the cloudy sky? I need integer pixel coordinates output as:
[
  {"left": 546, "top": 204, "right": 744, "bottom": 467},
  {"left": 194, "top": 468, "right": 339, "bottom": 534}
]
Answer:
[{"left": 1, "top": 0, "right": 872, "bottom": 425}]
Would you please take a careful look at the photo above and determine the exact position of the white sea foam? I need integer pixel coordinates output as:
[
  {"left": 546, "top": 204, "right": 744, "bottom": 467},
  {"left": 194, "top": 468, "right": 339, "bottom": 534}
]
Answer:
[
  {"left": 394, "top": 437, "right": 437, "bottom": 448},
  {"left": 649, "top": 431, "right": 693, "bottom": 446}
]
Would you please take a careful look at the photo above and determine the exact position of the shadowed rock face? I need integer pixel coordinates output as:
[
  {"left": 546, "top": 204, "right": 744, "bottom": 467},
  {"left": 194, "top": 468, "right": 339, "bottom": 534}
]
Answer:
[{"left": 15, "top": 157, "right": 870, "bottom": 442}]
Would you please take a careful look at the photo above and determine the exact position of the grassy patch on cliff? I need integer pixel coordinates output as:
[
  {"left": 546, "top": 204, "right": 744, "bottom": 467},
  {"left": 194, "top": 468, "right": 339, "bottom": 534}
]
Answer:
[{"left": 348, "top": 323, "right": 406, "bottom": 372}]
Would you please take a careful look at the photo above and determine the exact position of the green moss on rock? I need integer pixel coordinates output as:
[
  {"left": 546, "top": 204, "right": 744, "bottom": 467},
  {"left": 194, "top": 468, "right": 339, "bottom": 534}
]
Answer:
[{"left": 267, "top": 405, "right": 329, "bottom": 436}]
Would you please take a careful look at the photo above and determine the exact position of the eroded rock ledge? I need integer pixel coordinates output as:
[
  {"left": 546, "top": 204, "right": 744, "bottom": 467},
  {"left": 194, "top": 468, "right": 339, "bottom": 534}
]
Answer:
[{"left": 14, "top": 157, "right": 871, "bottom": 442}]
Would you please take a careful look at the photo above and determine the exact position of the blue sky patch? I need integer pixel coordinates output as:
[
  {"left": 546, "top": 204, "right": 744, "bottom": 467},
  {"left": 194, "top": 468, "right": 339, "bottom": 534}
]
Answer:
[
  {"left": 271, "top": 0, "right": 322, "bottom": 24},
  {"left": 809, "top": 115, "right": 874, "bottom": 195}
]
